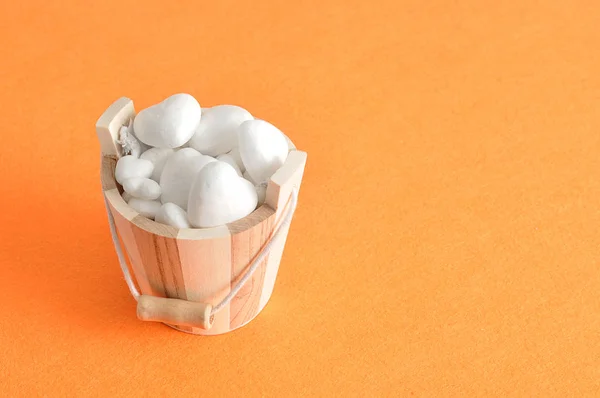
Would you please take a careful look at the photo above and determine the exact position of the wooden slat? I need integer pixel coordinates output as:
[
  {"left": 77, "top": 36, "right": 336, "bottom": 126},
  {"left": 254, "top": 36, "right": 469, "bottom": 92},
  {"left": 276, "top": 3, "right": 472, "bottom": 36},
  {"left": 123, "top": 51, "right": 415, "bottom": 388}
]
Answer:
[
  {"left": 129, "top": 216, "right": 187, "bottom": 300},
  {"left": 260, "top": 150, "right": 307, "bottom": 310},
  {"left": 101, "top": 156, "right": 118, "bottom": 191},
  {"left": 105, "top": 189, "right": 153, "bottom": 296},
  {"left": 228, "top": 205, "right": 276, "bottom": 329},
  {"left": 265, "top": 151, "right": 307, "bottom": 215},
  {"left": 258, "top": 216, "right": 292, "bottom": 311},
  {"left": 177, "top": 227, "right": 232, "bottom": 335}
]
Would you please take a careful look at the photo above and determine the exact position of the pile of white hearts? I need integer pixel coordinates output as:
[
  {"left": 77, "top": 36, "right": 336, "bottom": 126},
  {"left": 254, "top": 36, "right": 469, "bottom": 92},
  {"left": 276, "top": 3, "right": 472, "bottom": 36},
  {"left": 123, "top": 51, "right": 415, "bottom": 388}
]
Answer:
[{"left": 114, "top": 93, "right": 290, "bottom": 229}]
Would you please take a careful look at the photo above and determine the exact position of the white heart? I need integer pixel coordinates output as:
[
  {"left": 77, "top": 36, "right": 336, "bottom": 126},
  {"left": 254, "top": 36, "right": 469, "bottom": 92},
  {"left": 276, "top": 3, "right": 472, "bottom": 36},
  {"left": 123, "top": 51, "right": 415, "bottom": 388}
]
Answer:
[
  {"left": 133, "top": 93, "right": 201, "bottom": 148},
  {"left": 127, "top": 198, "right": 162, "bottom": 220},
  {"left": 217, "top": 153, "right": 243, "bottom": 176},
  {"left": 255, "top": 117, "right": 295, "bottom": 150},
  {"left": 155, "top": 203, "right": 190, "bottom": 228},
  {"left": 227, "top": 146, "right": 246, "bottom": 173},
  {"left": 140, "top": 148, "right": 175, "bottom": 182},
  {"left": 159, "top": 148, "right": 216, "bottom": 210},
  {"left": 243, "top": 170, "right": 257, "bottom": 185},
  {"left": 188, "top": 105, "right": 252, "bottom": 156},
  {"left": 115, "top": 155, "right": 154, "bottom": 185},
  {"left": 238, "top": 120, "right": 288, "bottom": 183},
  {"left": 188, "top": 161, "right": 258, "bottom": 228},
  {"left": 242, "top": 171, "right": 266, "bottom": 205},
  {"left": 122, "top": 177, "right": 162, "bottom": 200}
]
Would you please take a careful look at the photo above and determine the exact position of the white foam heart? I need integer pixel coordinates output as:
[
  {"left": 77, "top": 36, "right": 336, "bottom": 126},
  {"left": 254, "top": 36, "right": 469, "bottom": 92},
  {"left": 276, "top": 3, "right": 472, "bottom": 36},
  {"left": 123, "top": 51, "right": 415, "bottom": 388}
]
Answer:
[
  {"left": 140, "top": 148, "right": 175, "bottom": 182},
  {"left": 227, "top": 147, "right": 246, "bottom": 173},
  {"left": 242, "top": 171, "right": 266, "bottom": 205},
  {"left": 255, "top": 117, "right": 295, "bottom": 150},
  {"left": 115, "top": 155, "right": 154, "bottom": 185},
  {"left": 159, "top": 148, "right": 216, "bottom": 210},
  {"left": 188, "top": 161, "right": 258, "bottom": 228},
  {"left": 188, "top": 105, "right": 252, "bottom": 156},
  {"left": 155, "top": 203, "right": 190, "bottom": 228},
  {"left": 217, "top": 153, "right": 242, "bottom": 176},
  {"left": 238, "top": 119, "right": 288, "bottom": 183},
  {"left": 243, "top": 170, "right": 257, "bottom": 185},
  {"left": 128, "top": 198, "right": 162, "bottom": 220},
  {"left": 122, "top": 177, "right": 162, "bottom": 200},
  {"left": 133, "top": 93, "right": 201, "bottom": 148}
]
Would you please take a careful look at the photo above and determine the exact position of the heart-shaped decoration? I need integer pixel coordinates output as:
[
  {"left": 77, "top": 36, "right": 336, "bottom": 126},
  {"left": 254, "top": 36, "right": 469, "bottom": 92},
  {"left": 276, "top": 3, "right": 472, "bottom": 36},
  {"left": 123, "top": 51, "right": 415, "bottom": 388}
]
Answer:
[
  {"left": 133, "top": 93, "right": 201, "bottom": 148},
  {"left": 127, "top": 198, "right": 162, "bottom": 220},
  {"left": 122, "top": 177, "right": 162, "bottom": 200},
  {"left": 188, "top": 105, "right": 253, "bottom": 156},
  {"left": 243, "top": 170, "right": 257, "bottom": 184},
  {"left": 159, "top": 148, "right": 216, "bottom": 210},
  {"left": 115, "top": 155, "right": 154, "bottom": 185},
  {"left": 140, "top": 147, "right": 175, "bottom": 181},
  {"left": 242, "top": 171, "right": 266, "bottom": 205},
  {"left": 227, "top": 146, "right": 246, "bottom": 173},
  {"left": 188, "top": 161, "right": 258, "bottom": 228},
  {"left": 217, "top": 153, "right": 243, "bottom": 176},
  {"left": 238, "top": 119, "right": 288, "bottom": 183},
  {"left": 155, "top": 203, "right": 190, "bottom": 228}
]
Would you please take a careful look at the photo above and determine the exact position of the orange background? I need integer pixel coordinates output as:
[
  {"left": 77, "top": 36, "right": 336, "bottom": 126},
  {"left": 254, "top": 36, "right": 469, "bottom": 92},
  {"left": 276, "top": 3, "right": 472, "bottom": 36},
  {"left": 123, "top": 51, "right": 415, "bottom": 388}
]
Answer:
[{"left": 1, "top": 0, "right": 599, "bottom": 396}]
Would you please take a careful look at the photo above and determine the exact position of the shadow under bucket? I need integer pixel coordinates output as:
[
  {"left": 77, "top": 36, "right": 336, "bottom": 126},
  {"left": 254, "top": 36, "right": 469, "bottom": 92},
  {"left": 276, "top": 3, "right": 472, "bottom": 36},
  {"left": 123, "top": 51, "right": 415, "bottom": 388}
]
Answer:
[{"left": 97, "top": 97, "right": 307, "bottom": 335}]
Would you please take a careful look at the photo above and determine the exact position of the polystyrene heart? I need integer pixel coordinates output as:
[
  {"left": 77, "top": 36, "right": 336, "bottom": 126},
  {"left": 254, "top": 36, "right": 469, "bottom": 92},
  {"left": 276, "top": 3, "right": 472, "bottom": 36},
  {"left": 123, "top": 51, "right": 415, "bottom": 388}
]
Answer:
[
  {"left": 188, "top": 105, "right": 253, "bottom": 156},
  {"left": 122, "top": 177, "right": 161, "bottom": 200},
  {"left": 128, "top": 198, "right": 162, "bottom": 220},
  {"left": 159, "top": 148, "right": 216, "bottom": 210},
  {"left": 242, "top": 171, "right": 266, "bottom": 205},
  {"left": 217, "top": 153, "right": 242, "bottom": 176},
  {"left": 227, "top": 147, "right": 246, "bottom": 173},
  {"left": 238, "top": 119, "right": 288, "bottom": 183},
  {"left": 155, "top": 203, "right": 190, "bottom": 228},
  {"left": 243, "top": 170, "right": 257, "bottom": 185},
  {"left": 140, "top": 148, "right": 175, "bottom": 181},
  {"left": 115, "top": 155, "right": 154, "bottom": 185},
  {"left": 133, "top": 93, "right": 201, "bottom": 148},
  {"left": 188, "top": 161, "right": 258, "bottom": 228}
]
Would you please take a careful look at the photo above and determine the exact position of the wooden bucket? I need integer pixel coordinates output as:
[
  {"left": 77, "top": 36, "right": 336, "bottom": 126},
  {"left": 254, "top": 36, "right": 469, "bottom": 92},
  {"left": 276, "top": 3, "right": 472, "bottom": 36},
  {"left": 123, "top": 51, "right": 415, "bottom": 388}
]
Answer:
[{"left": 96, "top": 97, "right": 307, "bottom": 335}]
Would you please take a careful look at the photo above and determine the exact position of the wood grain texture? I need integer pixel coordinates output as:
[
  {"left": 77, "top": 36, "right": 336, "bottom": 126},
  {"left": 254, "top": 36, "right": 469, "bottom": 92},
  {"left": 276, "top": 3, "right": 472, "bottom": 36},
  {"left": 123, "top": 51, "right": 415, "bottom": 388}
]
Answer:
[
  {"left": 260, "top": 150, "right": 307, "bottom": 310},
  {"left": 228, "top": 205, "right": 276, "bottom": 328},
  {"left": 101, "top": 156, "right": 118, "bottom": 191},
  {"left": 130, "top": 215, "right": 186, "bottom": 300},
  {"left": 177, "top": 227, "right": 232, "bottom": 335},
  {"left": 95, "top": 97, "right": 134, "bottom": 157},
  {"left": 105, "top": 189, "right": 152, "bottom": 295},
  {"left": 266, "top": 151, "right": 307, "bottom": 216}
]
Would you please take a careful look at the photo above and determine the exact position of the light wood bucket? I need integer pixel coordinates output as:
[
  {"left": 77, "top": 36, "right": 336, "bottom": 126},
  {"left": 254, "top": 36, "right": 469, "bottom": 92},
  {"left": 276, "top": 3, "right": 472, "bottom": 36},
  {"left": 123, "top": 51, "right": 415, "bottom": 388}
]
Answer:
[{"left": 96, "top": 97, "right": 307, "bottom": 335}]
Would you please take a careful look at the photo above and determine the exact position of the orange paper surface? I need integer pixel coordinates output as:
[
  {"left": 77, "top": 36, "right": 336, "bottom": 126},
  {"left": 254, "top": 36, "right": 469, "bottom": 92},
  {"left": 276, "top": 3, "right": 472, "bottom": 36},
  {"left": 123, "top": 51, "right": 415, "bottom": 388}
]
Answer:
[{"left": 1, "top": 1, "right": 599, "bottom": 396}]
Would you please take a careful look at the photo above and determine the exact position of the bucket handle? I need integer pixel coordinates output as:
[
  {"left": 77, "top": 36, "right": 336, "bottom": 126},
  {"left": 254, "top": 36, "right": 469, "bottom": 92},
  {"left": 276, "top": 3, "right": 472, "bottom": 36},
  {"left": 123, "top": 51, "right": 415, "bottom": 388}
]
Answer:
[{"left": 104, "top": 188, "right": 298, "bottom": 331}]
